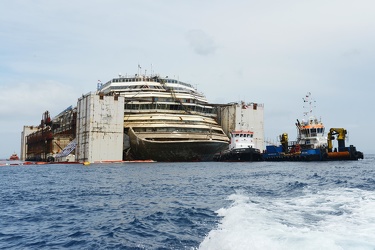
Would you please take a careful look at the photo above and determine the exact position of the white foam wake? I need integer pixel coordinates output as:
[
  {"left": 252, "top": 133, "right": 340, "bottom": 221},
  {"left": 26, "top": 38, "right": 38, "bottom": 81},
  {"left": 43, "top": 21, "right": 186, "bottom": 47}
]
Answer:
[{"left": 199, "top": 188, "right": 375, "bottom": 250}]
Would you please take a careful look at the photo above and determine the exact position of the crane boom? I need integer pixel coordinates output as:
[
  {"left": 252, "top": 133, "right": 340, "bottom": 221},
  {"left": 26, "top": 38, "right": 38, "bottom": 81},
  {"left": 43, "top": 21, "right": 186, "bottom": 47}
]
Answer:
[{"left": 327, "top": 128, "right": 347, "bottom": 152}]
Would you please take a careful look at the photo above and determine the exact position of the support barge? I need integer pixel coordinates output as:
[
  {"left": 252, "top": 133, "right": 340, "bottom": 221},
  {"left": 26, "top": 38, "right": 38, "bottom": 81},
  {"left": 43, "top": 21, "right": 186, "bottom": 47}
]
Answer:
[{"left": 262, "top": 92, "right": 364, "bottom": 161}]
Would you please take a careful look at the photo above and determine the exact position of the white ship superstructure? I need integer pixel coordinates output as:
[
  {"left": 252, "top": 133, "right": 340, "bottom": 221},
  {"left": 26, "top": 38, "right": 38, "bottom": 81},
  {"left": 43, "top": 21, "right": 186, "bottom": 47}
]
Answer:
[
  {"left": 295, "top": 92, "right": 327, "bottom": 150},
  {"left": 98, "top": 74, "right": 229, "bottom": 161}
]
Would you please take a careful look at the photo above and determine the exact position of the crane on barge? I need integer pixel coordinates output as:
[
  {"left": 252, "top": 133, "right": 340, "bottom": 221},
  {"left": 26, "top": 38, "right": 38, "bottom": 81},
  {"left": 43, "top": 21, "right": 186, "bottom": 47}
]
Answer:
[{"left": 326, "top": 128, "right": 363, "bottom": 160}]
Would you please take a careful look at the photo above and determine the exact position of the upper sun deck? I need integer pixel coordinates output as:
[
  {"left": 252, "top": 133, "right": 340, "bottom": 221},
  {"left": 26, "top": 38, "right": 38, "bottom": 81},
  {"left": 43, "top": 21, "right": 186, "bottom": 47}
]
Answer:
[{"left": 99, "top": 75, "right": 196, "bottom": 92}]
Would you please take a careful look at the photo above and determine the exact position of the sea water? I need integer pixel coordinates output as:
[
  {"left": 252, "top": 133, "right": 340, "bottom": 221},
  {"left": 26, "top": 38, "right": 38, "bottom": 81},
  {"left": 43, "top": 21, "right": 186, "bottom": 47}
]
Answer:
[{"left": 1, "top": 155, "right": 374, "bottom": 249}]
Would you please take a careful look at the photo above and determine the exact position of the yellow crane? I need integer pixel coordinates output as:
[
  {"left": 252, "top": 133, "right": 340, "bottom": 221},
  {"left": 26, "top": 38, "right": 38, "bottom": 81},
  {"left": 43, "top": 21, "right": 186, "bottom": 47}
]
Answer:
[
  {"left": 280, "top": 133, "right": 288, "bottom": 153},
  {"left": 327, "top": 128, "right": 347, "bottom": 152}
]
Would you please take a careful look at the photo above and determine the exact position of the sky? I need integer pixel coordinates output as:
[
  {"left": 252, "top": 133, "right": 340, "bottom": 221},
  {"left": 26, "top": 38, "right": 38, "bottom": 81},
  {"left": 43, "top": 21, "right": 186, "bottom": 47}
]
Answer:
[{"left": 1, "top": 0, "right": 374, "bottom": 158}]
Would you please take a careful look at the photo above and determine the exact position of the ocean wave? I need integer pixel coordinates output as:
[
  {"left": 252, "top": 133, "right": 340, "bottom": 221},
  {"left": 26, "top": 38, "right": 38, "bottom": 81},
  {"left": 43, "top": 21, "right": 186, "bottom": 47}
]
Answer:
[{"left": 199, "top": 187, "right": 375, "bottom": 250}]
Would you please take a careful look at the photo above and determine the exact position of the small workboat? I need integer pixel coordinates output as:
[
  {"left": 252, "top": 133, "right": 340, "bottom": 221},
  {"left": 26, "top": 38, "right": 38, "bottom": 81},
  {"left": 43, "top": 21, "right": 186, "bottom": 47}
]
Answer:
[
  {"left": 9, "top": 153, "right": 20, "bottom": 161},
  {"left": 214, "top": 130, "right": 262, "bottom": 161}
]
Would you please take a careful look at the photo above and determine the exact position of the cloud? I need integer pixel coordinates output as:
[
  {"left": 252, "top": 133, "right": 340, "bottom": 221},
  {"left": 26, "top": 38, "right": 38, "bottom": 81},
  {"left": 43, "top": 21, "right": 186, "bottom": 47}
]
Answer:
[
  {"left": 186, "top": 29, "right": 216, "bottom": 56},
  {"left": 1, "top": 0, "right": 374, "bottom": 156},
  {"left": 341, "top": 48, "right": 361, "bottom": 58},
  {"left": 0, "top": 81, "right": 77, "bottom": 122}
]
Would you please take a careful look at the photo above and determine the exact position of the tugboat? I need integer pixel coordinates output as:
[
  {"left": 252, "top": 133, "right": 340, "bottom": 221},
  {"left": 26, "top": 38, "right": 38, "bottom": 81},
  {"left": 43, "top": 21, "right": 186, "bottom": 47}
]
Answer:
[
  {"left": 9, "top": 153, "right": 20, "bottom": 161},
  {"left": 214, "top": 130, "right": 262, "bottom": 161},
  {"left": 262, "top": 92, "right": 363, "bottom": 161}
]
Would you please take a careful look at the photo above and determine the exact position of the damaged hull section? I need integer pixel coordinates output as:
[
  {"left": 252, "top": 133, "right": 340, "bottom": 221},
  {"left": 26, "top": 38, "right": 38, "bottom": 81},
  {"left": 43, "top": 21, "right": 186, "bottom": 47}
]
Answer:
[{"left": 128, "top": 128, "right": 228, "bottom": 161}]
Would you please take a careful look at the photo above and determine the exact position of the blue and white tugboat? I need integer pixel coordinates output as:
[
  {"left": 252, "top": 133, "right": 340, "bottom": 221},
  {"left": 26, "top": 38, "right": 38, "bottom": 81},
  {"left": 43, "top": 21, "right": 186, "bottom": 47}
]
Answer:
[
  {"left": 214, "top": 130, "right": 262, "bottom": 161},
  {"left": 262, "top": 92, "right": 363, "bottom": 161}
]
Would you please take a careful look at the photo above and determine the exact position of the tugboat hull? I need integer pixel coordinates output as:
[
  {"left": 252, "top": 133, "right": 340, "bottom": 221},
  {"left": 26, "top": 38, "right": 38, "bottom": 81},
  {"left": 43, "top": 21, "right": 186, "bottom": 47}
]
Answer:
[{"left": 262, "top": 146, "right": 364, "bottom": 161}]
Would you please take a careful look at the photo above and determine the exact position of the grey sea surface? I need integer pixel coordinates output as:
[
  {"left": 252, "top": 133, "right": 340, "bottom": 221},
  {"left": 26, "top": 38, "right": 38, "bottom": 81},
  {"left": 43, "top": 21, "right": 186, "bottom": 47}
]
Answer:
[{"left": 1, "top": 155, "right": 375, "bottom": 249}]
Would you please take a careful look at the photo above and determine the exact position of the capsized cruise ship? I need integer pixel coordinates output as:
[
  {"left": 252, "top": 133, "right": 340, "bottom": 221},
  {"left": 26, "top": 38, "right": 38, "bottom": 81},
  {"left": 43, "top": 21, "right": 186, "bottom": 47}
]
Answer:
[{"left": 98, "top": 73, "right": 230, "bottom": 161}]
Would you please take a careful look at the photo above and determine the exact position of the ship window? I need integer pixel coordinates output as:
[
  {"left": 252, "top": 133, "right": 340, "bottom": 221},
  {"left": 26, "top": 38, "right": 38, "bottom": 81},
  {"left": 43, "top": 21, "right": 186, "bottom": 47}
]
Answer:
[{"left": 311, "top": 129, "right": 316, "bottom": 135}]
